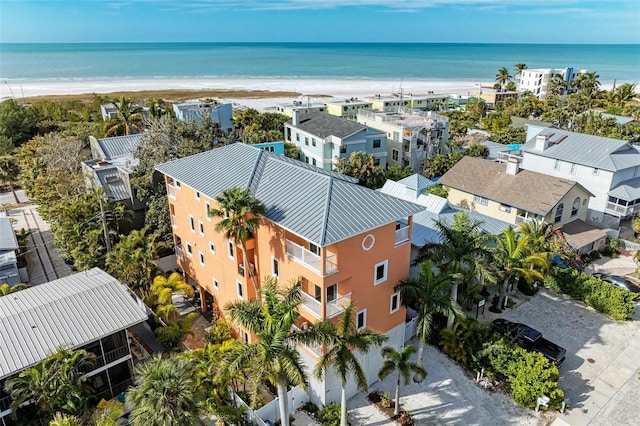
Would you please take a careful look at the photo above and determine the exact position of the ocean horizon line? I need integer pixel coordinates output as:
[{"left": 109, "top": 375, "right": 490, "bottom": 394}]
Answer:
[{"left": 2, "top": 41, "right": 639, "bottom": 46}]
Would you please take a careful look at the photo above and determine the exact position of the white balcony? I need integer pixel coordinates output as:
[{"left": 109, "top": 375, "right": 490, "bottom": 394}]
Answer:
[
  {"left": 300, "top": 290, "right": 321, "bottom": 319},
  {"left": 300, "top": 290, "right": 352, "bottom": 320},
  {"left": 326, "top": 292, "right": 352, "bottom": 318},
  {"left": 395, "top": 225, "right": 410, "bottom": 245},
  {"left": 286, "top": 240, "right": 337, "bottom": 275},
  {"left": 605, "top": 202, "right": 639, "bottom": 218}
]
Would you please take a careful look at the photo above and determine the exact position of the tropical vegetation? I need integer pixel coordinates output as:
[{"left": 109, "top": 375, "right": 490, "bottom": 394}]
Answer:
[{"left": 377, "top": 345, "right": 427, "bottom": 416}]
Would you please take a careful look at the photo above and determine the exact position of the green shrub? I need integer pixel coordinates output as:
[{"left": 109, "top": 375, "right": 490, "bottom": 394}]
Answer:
[
  {"left": 439, "top": 317, "right": 492, "bottom": 368},
  {"left": 507, "top": 347, "right": 565, "bottom": 409},
  {"left": 205, "top": 318, "right": 233, "bottom": 344},
  {"left": 301, "top": 401, "right": 319, "bottom": 415},
  {"left": 316, "top": 402, "right": 342, "bottom": 426}
]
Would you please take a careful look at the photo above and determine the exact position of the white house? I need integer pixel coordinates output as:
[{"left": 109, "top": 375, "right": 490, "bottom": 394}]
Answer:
[
  {"left": 172, "top": 101, "right": 233, "bottom": 132},
  {"left": 517, "top": 67, "right": 587, "bottom": 98}
]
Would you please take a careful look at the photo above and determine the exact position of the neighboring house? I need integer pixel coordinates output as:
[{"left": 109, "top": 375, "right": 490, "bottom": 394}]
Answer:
[
  {"left": 357, "top": 107, "right": 450, "bottom": 172},
  {"left": 284, "top": 111, "right": 387, "bottom": 170},
  {"left": 440, "top": 156, "right": 594, "bottom": 228},
  {"left": 172, "top": 101, "right": 233, "bottom": 131},
  {"left": 0, "top": 268, "right": 149, "bottom": 424},
  {"left": 100, "top": 102, "right": 149, "bottom": 121},
  {"left": 324, "top": 98, "right": 373, "bottom": 119},
  {"left": 380, "top": 174, "right": 510, "bottom": 277},
  {"left": 448, "top": 94, "right": 476, "bottom": 111},
  {"left": 519, "top": 127, "right": 640, "bottom": 227},
  {"left": 0, "top": 218, "right": 20, "bottom": 286},
  {"left": 473, "top": 88, "right": 519, "bottom": 108},
  {"left": 155, "top": 143, "right": 423, "bottom": 406},
  {"left": 517, "top": 67, "right": 587, "bottom": 98},
  {"left": 252, "top": 141, "right": 285, "bottom": 155},
  {"left": 82, "top": 135, "right": 145, "bottom": 228},
  {"left": 275, "top": 100, "right": 327, "bottom": 117}
]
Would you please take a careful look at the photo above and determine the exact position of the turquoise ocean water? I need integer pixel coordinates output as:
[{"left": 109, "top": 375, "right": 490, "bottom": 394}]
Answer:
[{"left": 0, "top": 43, "right": 638, "bottom": 83}]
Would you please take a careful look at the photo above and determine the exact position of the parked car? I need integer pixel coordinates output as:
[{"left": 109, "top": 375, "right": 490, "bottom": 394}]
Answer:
[
  {"left": 592, "top": 273, "right": 640, "bottom": 294},
  {"left": 492, "top": 318, "right": 566, "bottom": 366}
]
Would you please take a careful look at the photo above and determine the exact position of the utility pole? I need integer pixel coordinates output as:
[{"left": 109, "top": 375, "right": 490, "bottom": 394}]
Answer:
[{"left": 98, "top": 194, "right": 112, "bottom": 252}]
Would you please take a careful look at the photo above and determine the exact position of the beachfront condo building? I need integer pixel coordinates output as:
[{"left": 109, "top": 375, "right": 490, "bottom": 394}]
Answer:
[
  {"left": 517, "top": 67, "right": 587, "bottom": 99},
  {"left": 364, "top": 93, "right": 450, "bottom": 112},
  {"left": 173, "top": 101, "right": 234, "bottom": 132},
  {"left": 357, "top": 108, "right": 450, "bottom": 172},
  {"left": 0, "top": 269, "right": 149, "bottom": 425},
  {"left": 472, "top": 88, "right": 519, "bottom": 108},
  {"left": 284, "top": 111, "right": 387, "bottom": 170},
  {"left": 275, "top": 99, "right": 327, "bottom": 117},
  {"left": 154, "top": 143, "right": 423, "bottom": 406},
  {"left": 324, "top": 98, "right": 373, "bottom": 119}
]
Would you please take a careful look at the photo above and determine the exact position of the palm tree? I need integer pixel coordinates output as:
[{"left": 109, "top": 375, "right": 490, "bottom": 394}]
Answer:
[
  {"left": 516, "top": 220, "right": 554, "bottom": 256},
  {"left": 104, "top": 96, "right": 144, "bottom": 136},
  {"left": 549, "top": 74, "right": 569, "bottom": 96},
  {"left": 49, "top": 413, "right": 82, "bottom": 426},
  {"left": 299, "top": 301, "right": 387, "bottom": 426},
  {"left": 223, "top": 277, "right": 311, "bottom": 426},
  {"left": 614, "top": 82, "right": 637, "bottom": 107},
  {"left": 415, "top": 211, "right": 494, "bottom": 308},
  {"left": 632, "top": 213, "right": 640, "bottom": 237},
  {"left": 126, "top": 355, "right": 200, "bottom": 426},
  {"left": 574, "top": 72, "right": 601, "bottom": 96},
  {"left": 149, "top": 272, "right": 195, "bottom": 321},
  {"left": 514, "top": 63, "right": 528, "bottom": 80},
  {"left": 377, "top": 345, "right": 427, "bottom": 416},
  {"left": 0, "top": 283, "right": 29, "bottom": 296},
  {"left": 145, "top": 98, "right": 168, "bottom": 118},
  {"left": 210, "top": 187, "right": 265, "bottom": 299},
  {"left": 395, "top": 261, "right": 464, "bottom": 371},
  {"left": 493, "top": 226, "right": 550, "bottom": 309},
  {"left": 91, "top": 401, "right": 124, "bottom": 426},
  {"left": 495, "top": 67, "right": 512, "bottom": 89}
]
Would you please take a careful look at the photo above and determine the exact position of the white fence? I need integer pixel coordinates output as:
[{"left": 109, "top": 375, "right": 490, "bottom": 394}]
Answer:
[
  {"left": 404, "top": 316, "right": 418, "bottom": 342},
  {"left": 254, "top": 386, "right": 309, "bottom": 425}
]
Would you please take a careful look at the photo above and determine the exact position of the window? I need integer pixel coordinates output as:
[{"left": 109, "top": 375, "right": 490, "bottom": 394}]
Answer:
[
  {"left": 572, "top": 197, "right": 580, "bottom": 217},
  {"left": 242, "top": 330, "right": 249, "bottom": 343},
  {"left": 554, "top": 203, "right": 564, "bottom": 224},
  {"left": 205, "top": 202, "right": 212, "bottom": 221},
  {"left": 593, "top": 168, "right": 599, "bottom": 176},
  {"left": 312, "top": 158, "right": 317, "bottom": 166},
  {"left": 499, "top": 204, "right": 511, "bottom": 213},
  {"left": 209, "top": 242, "right": 215, "bottom": 254},
  {"left": 356, "top": 309, "right": 367, "bottom": 331},
  {"left": 175, "top": 181, "right": 181, "bottom": 189},
  {"left": 309, "top": 243, "right": 320, "bottom": 255},
  {"left": 296, "top": 134, "right": 300, "bottom": 142},
  {"left": 228, "top": 241, "right": 235, "bottom": 259},
  {"left": 374, "top": 260, "right": 388, "bottom": 285},
  {"left": 392, "top": 149, "right": 399, "bottom": 161},
  {"left": 553, "top": 160, "right": 560, "bottom": 171},
  {"left": 373, "top": 139, "right": 381, "bottom": 148},
  {"left": 305, "top": 137, "right": 309, "bottom": 146},
  {"left": 199, "top": 251, "right": 205, "bottom": 266},
  {"left": 390, "top": 292, "right": 400, "bottom": 314},
  {"left": 195, "top": 191, "right": 200, "bottom": 200},
  {"left": 326, "top": 284, "right": 337, "bottom": 302},
  {"left": 393, "top": 131, "right": 400, "bottom": 142},
  {"left": 237, "top": 280, "right": 244, "bottom": 300},
  {"left": 199, "top": 221, "right": 204, "bottom": 235},
  {"left": 570, "top": 163, "right": 577, "bottom": 175},
  {"left": 473, "top": 195, "right": 489, "bottom": 206},
  {"left": 186, "top": 242, "right": 193, "bottom": 257},
  {"left": 272, "top": 257, "right": 279, "bottom": 278},
  {"left": 305, "top": 157, "right": 309, "bottom": 164},
  {"left": 189, "top": 215, "right": 195, "bottom": 232},
  {"left": 340, "top": 145, "right": 347, "bottom": 154},
  {"left": 213, "top": 278, "right": 219, "bottom": 291},
  {"left": 374, "top": 158, "right": 380, "bottom": 166},
  {"left": 312, "top": 138, "right": 316, "bottom": 147}
]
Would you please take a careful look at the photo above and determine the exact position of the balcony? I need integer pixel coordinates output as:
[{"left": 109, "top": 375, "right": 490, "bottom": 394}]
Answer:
[
  {"left": 286, "top": 240, "right": 337, "bottom": 276},
  {"left": 326, "top": 292, "right": 352, "bottom": 318},
  {"left": 605, "top": 202, "right": 639, "bottom": 218},
  {"left": 168, "top": 184, "right": 176, "bottom": 199},
  {"left": 300, "top": 290, "right": 352, "bottom": 320},
  {"left": 300, "top": 291, "right": 322, "bottom": 318},
  {"left": 0, "top": 395, "right": 10, "bottom": 413},
  {"left": 77, "top": 346, "right": 130, "bottom": 375},
  {"left": 395, "top": 225, "right": 410, "bottom": 245}
]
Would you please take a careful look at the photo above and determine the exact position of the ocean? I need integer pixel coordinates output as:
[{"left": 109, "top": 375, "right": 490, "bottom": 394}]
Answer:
[{"left": 0, "top": 43, "right": 638, "bottom": 84}]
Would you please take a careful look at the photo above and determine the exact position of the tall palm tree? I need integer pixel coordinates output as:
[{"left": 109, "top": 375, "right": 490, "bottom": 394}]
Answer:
[
  {"left": 223, "top": 277, "right": 311, "bottom": 426},
  {"left": 495, "top": 67, "right": 512, "bottom": 89},
  {"left": 395, "top": 261, "right": 464, "bottom": 370},
  {"left": 378, "top": 345, "right": 427, "bottom": 416},
  {"left": 0, "top": 283, "right": 29, "bottom": 296},
  {"left": 126, "top": 355, "right": 200, "bottom": 426},
  {"left": 514, "top": 63, "right": 528, "bottom": 79},
  {"left": 614, "top": 82, "right": 637, "bottom": 107},
  {"left": 549, "top": 74, "right": 569, "bottom": 96},
  {"left": 415, "top": 211, "right": 494, "bottom": 308},
  {"left": 149, "top": 272, "right": 195, "bottom": 321},
  {"left": 210, "top": 187, "right": 265, "bottom": 299},
  {"left": 574, "top": 71, "right": 601, "bottom": 96},
  {"left": 299, "top": 301, "right": 387, "bottom": 426},
  {"left": 105, "top": 96, "right": 144, "bottom": 136},
  {"left": 516, "top": 220, "right": 554, "bottom": 256},
  {"left": 493, "top": 226, "right": 549, "bottom": 309}
]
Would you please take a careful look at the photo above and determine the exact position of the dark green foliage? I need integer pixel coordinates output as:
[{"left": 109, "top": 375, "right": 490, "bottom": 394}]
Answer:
[
  {"left": 234, "top": 108, "right": 289, "bottom": 143},
  {"left": 544, "top": 266, "right": 635, "bottom": 320},
  {"left": 0, "top": 99, "right": 41, "bottom": 146},
  {"left": 439, "top": 317, "right": 492, "bottom": 368},
  {"left": 316, "top": 402, "right": 342, "bottom": 426},
  {"left": 205, "top": 318, "right": 234, "bottom": 345},
  {"left": 383, "top": 164, "right": 414, "bottom": 181},
  {"left": 427, "top": 183, "right": 449, "bottom": 198},
  {"left": 465, "top": 144, "right": 489, "bottom": 158},
  {"left": 284, "top": 141, "right": 301, "bottom": 159},
  {"left": 489, "top": 127, "right": 527, "bottom": 145},
  {"left": 423, "top": 151, "right": 464, "bottom": 179},
  {"left": 335, "top": 152, "right": 386, "bottom": 189}
]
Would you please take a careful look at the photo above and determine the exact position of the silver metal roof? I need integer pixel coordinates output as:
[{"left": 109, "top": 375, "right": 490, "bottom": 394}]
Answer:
[
  {"left": 96, "top": 168, "right": 130, "bottom": 202},
  {"left": 155, "top": 143, "right": 424, "bottom": 246},
  {"left": 0, "top": 218, "right": 18, "bottom": 251},
  {"left": 521, "top": 128, "right": 638, "bottom": 172},
  {"left": 0, "top": 268, "right": 148, "bottom": 379},
  {"left": 96, "top": 135, "right": 142, "bottom": 159},
  {"left": 379, "top": 180, "right": 447, "bottom": 213},
  {"left": 608, "top": 176, "right": 640, "bottom": 201},
  {"left": 397, "top": 174, "right": 434, "bottom": 191}
]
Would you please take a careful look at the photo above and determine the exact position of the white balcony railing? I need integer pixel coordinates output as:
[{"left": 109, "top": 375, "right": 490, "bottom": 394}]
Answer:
[
  {"left": 605, "top": 202, "right": 638, "bottom": 218},
  {"left": 395, "top": 226, "right": 410, "bottom": 245},
  {"left": 286, "top": 240, "right": 337, "bottom": 275},
  {"left": 515, "top": 215, "right": 529, "bottom": 224},
  {"left": 300, "top": 291, "right": 321, "bottom": 319},
  {"left": 326, "top": 292, "right": 352, "bottom": 318}
]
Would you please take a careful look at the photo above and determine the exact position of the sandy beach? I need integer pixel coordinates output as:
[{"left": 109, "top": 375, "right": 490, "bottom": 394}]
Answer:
[{"left": 0, "top": 77, "right": 484, "bottom": 111}]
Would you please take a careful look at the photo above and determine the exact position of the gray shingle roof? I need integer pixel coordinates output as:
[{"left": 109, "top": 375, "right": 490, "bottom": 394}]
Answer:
[
  {"left": 521, "top": 128, "right": 638, "bottom": 171},
  {"left": 608, "top": 176, "right": 640, "bottom": 201},
  {"left": 0, "top": 217, "right": 18, "bottom": 251},
  {"left": 440, "top": 156, "right": 592, "bottom": 216},
  {"left": 155, "top": 143, "right": 423, "bottom": 246},
  {"left": 0, "top": 268, "right": 148, "bottom": 379},
  {"left": 97, "top": 135, "right": 142, "bottom": 159},
  {"left": 291, "top": 112, "right": 367, "bottom": 139}
]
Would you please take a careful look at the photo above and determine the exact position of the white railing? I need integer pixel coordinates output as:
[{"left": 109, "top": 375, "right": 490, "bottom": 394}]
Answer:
[
  {"left": 496, "top": 152, "right": 523, "bottom": 163},
  {"left": 395, "top": 226, "right": 410, "bottom": 245},
  {"left": 605, "top": 202, "right": 638, "bottom": 217},
  {"left": 300, "top": 291, "right": 321, "bottom": 318},
  {"left": 168, "top": 184, "right": 176, "bottom": 199},
  {"left": 286, "top": 239, "right": 337, "bottom": 275},
  {"left": 326, "top": 292, "right": 352, "bottom": 318},
  {"left": 515, "top": 215, "right": 529, "bottom": 224}
]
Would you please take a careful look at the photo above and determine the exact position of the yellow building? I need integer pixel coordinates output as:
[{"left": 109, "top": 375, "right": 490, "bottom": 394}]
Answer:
[{"left": 325, "top": 98, "right": 373, "bottom": 119}]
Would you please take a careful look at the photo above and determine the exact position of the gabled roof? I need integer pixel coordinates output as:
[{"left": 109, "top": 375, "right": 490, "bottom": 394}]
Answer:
[
  {"left": 0, "top": 217, "right": 18, "bottom": 252},
  {"left": 96, "top": 135, "right": 142, "bottom": 159},
  {"left": 521, "top": 128, "right": 638, "bottom": 172},
  {"left": 0, "top": 268, "right": 148, "bottom": 379},
  {"left": 440, "top": 156, "right": 592, "bottom": 216},
  {"left": 608, "top": 176, "right": 640, "bottom": 202},
  {"left": 155, "top": 144, "right": 423, "bottom": 247},
  {"left": 289, "top": 112, "right": 368, "bottom": 139}
]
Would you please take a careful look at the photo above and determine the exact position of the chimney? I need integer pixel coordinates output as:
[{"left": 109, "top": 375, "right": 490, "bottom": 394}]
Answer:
[
  {"left": 506, "top": 157, "right": 520, "bottom": 175},
  {"left": 292, "top": 110, "right": 300, "bottom": 126},
  {"left": 535, "top": 134, "right": 550, "bottom": 151}
]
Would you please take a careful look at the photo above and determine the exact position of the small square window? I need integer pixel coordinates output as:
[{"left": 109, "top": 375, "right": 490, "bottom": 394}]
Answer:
[
  {"left": 374, "top": 260, "right": 388, "bottom": 285},
  {"left": 176, "top": 181, "right": 181, "bottom": 189},
  {"left": 373, "top": 139, "right": 381, "bottom": 148},
  {"left": 195, "top": 191, "right": 200, "bottom": 200},
  {"left": 186, "top": 242, "right": 193, "bottom": 256},
  {"left": 199, "top": 251, "right": 205, "bottom": 266},
  {"left": 209, "top": 242, "right": 215, "bottom": 254},
  {"left": 593, "top": 168, "right": 599, "bottom": 176},
  {"left": 205, "top": 202, "right": 212, "bottom": 221},
  {"left": 499, "top": 204, "right": 511, "bottom": 213},
  {"left": 213, "top": 278, "right": 219, "bottom": 291},
  {"left": 199, "top": 221, "right": 205, "bottom": 235},
  {"left": 189, "top": 215, "right": 195, "bottom": 232},
  {"left": 374, "top": 158, "right": 380, "bottom": 166},
  {"left": 272, "top": 257, "right": 279, "bottom": 278},
  {"left": 305, "top": 137, "right": 309, "bottom": 146},
  {"left": 237, "top": 281, "right": 244, "bottom": 300},
  {"left": 242, "top": 330, "right": 249, "bottom": 343},
  {"left": 296, "top": 134, "right": 300, "bottom": 142},
  {"left": 356, "top": 309, "right": 367, "bottom": 331},
  {"left": 390, "top": 292, "right": 400, "bottom": 314},
  {"left": 228, "top": 241, "right": 235, "bottom": 260},
  {"left": 340, "top": 145, "right": 347, "bottom": 154},
  {"left": 312, "top": 158, "right": 317, "bottom": 166}
]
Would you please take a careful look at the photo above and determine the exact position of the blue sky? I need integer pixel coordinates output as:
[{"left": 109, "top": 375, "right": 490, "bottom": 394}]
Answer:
[{"left": 1, "top": 0, "right": 639, "bottom": 44}]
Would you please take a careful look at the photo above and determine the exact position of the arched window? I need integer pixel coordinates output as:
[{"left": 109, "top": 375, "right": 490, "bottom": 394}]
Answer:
[
  {"left": 554, "top": 203, "right": 564, "bottom": 224},
  {"left": 572, "top": 197, "right": 580, "bottom": 217}
]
